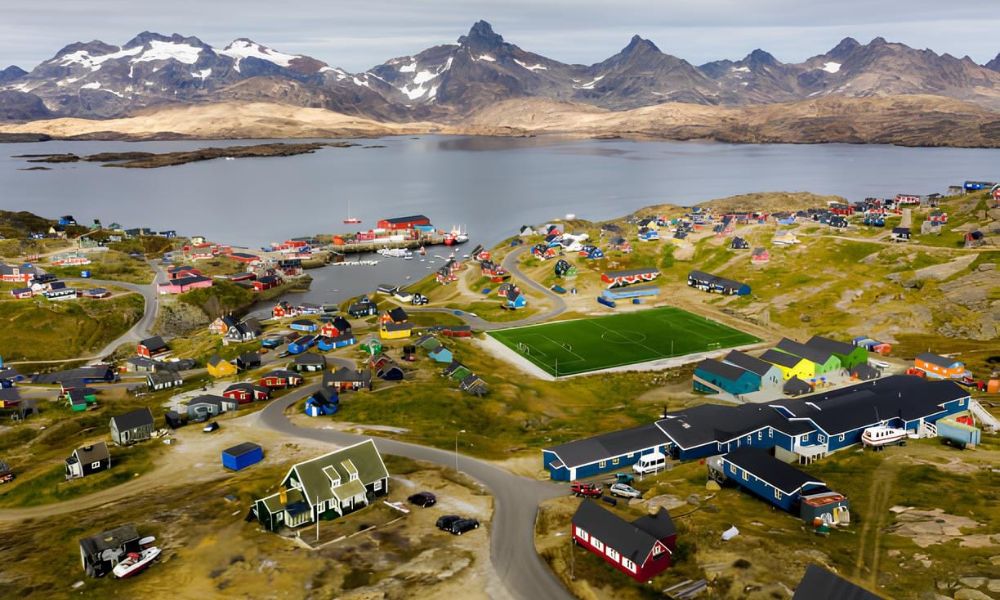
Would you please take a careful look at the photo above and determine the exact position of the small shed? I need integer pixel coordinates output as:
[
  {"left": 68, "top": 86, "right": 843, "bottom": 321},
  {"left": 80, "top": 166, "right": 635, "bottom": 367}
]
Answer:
[
  {"left": 783, "top": 376, "right": 813, "bottom": 396},
  {"left": 222, "top": 442, "right": 264, "bottom": 471}
]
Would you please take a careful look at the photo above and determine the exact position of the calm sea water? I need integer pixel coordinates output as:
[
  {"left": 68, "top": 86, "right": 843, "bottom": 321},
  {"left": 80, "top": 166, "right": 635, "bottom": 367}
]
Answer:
[{"left": 2, "top": 135, "right": 996, "bottom": 305}]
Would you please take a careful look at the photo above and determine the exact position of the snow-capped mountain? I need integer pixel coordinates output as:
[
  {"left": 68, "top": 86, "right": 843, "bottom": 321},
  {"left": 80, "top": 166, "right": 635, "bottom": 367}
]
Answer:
[{"left": 3, "top": 22, "right": 1000, "bottom": 121}]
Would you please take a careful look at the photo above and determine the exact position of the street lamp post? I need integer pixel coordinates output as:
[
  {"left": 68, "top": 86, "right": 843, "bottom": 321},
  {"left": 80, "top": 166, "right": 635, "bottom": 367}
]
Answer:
[{"left": 455, "top": 429, "right": 466, "bottom": 473}]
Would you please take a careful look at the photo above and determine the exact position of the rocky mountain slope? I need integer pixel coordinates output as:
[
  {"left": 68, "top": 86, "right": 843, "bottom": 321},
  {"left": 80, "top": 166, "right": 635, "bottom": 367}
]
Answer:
[{"left": 3, "top": 21, "right": 1000, "bottom": 123}]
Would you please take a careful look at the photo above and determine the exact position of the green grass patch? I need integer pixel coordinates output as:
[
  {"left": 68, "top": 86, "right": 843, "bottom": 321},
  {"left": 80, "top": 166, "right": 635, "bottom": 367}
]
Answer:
[{"left": 489, "top": 306, "right": 760, "bottom": 376}]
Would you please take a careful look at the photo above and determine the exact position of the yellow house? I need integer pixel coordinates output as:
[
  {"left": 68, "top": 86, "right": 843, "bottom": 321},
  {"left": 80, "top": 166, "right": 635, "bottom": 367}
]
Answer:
[
  {"left": 379, "top": 322, "right": 412, "bottom": 340},
  {"left": 207, "top": 355, "right": 237, "bottom": 378},
  {"left": 759, "top": 349, "right": 815, "bottom": 380}
]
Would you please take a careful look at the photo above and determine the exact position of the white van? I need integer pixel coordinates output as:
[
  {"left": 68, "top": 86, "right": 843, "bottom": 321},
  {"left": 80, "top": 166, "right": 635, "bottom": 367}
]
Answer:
[{"left": 632, "top": 451, "right": 667, "bottom": 475}]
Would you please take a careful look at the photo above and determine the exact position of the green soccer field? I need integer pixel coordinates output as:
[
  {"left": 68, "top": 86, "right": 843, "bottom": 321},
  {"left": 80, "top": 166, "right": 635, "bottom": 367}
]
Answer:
[{"left": 488, "top": 306, "right": 761, "bottom": 376}]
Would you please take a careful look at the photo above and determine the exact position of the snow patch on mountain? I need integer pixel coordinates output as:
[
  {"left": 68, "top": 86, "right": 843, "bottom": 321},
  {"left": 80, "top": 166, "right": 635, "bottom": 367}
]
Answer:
[
  {"left": 574, "top": 75, "right": 604, "bottom": 90},
  {"left": 476, "top": 54, "right": 495, "bottom": 62},
  {"left": 193, "top": 68, "right": 212, "bottom": 80},
  {"left": 822, "top": 61, "right": 841, "bottom": 73},
  {"left": 399, "top": 62, "right": 417, "bottom": 73},
  {"left": 514, "top": 59, "right": 546, "bottom": 71},
  {"left": 218, "top": 39, "right": 299, "bottom": 71},
  {"left": 58, "top": 46, "right": 143, "bottom": 71},
  {"left": 80, "top": 81, "right": 101, "bottom": 89},
  {"left": 132, "top": 40, "right": 203, "bottom": 64}
]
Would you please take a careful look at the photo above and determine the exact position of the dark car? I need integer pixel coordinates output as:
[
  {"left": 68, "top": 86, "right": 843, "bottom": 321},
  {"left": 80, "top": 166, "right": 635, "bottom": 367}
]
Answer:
[
  {"left": 202, "top": 421, "right": 220, "bottom": 433},
  {"left": 436, "top": 515, "right": 462, "bottom": 531},
  {"left": 408, "top": 492, "right": 437, "bottom": 508},
  {"left": 449, "top": 518, "right": 480, "bottom": 536}
]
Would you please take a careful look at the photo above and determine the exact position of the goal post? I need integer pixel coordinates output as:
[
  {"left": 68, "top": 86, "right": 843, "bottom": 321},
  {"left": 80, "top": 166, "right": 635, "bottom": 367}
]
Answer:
[{"left": 706, "top": 341, "right": 721, "bottom": 350}]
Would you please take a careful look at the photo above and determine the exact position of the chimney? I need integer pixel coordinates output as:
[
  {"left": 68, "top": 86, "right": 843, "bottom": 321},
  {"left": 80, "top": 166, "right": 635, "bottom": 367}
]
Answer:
[{"left": 279, "top": 486, "right": 287, "bottom": 505}]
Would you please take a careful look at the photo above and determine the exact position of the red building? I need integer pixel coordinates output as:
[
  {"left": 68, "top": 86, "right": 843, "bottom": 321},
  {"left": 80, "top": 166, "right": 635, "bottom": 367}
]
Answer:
[
  {"left": 222, "top": 383, "right": 270, "bottom": 404},
  {"left": 377, "top": 215, "right": 431, "bottom": 231},
  {"left": 572, "top": 500, "right": 676, "bottom": 582},
  {"left": 601, "top": 267, "right": 661, "bottom": 289},
  {"left": 137, "top": 336, "right": 170, "bottom": 359}
]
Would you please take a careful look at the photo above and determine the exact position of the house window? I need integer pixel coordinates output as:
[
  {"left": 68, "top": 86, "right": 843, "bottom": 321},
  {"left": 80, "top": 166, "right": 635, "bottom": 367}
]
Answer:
[
  {"left": 757, "top": 431, "right": 763, "bottom": 441},
  {"left": 818, "top": 435, "right": 826, "bottom": 443},
  {"left": 627, "top": 453, "right": 634, "bottom": 458},
  {"left": 599, "top": 460, "right": 606, "bottom": 469},
  {"left": 606, "top": 547, "right": 620, "bottom": 562},
  {"left": 768, "top": 429, "right": 773, "bottom": 439},
  {"left": 741, "top": 468, "right": 748, "bottom": 481},
  {"left": 612, "top": 458, "right": 619, "bottom": 465},
  {"left": 575, "top": 526, "right": 589, "bottom": 542},
  {"left": 622, "top": 558, "right": 637, "bottom": 572},
  {"left": 91, "top": 461, "right": 101, "bottom": 469},
  {"left": 373, "top": 479, "right": 382, "bottom": 492},
  {"left": 838, "top": 434, "right": 845, "bottom": 442},
  {"left": 774, "top": 489, "right": 782, "bottom": 500},
  {"left": 591, "top": 537, "right": 604, "bottom": 552},
  {"left": 959, "top": 398, "right": 966, "bottom": 406}
]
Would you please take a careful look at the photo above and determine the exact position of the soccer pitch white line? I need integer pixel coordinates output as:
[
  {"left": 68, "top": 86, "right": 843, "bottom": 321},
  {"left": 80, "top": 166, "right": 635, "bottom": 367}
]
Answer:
[
  {"left": 587, "top": 319, "right": 666, "bottom": 359},
  {"left": 518, "top": 333, "right": 587, "bottom": 367}
]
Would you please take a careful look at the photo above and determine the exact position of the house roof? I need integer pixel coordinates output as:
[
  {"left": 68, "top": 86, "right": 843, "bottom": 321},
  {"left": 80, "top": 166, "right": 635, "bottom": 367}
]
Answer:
[
  {"left": 723, "top": 448, "right": 824, "bottom": 495},
  {"left": 223, "top": 442, "right": 262, "bottom": 457},
  {"left": 79, "top": 523, "right": 140, "bottom": 556},
  {"left": 147, "top": 371, "right": 182, "bottom": 384},
  {"left": 851, "top": 363, "right": 879, "bottom": 380},
  {"left": 605, "top": 267, "right": 659, "bottom": 278},
  {"left": 381, "top": 214, "right": 429, "bottom": 224},
  {"left": 73, "top": 441, "right": 110, "bottom": 464},
  {"left": 572, "top": 501, "right": 674, "bottom": 565},
  {"left": 915, "top": 352, "right": 961, "bottom": 368},
  {"left": 111, "top": 407, "right": 154, "bottom": 431},
  {"left": 793, "top": 564, "right": 883, "bottom": 600},
  {"left": 382, "top": 321, "right": 412, "bottom": 332},
  {"left": 139, "top": 336, "right": 168, "bottom": 352},
  {"left": 387, "top": 307, "right": 408, "bottom": 322},
  {"left": 656, "top": 403, "right": 810, "bottom": 450},
  {"left": 695, "top": 359, "right": 751, "bottom": 383},
  {"left": 288, "top": 439, "right": 388, "bottom": 507},
  {"left": 804, "top": 336, "right": 858, "bottom": 358},
  {"left": 776, "top": 338, "right": 837, "bottom": 365},
  {"left": 783, "top": 376, "right": 813, "bottom": 395},
  {"left": 723, "top": 351, "right": 777, "bottom": 377},
  {"left": 186, "top": 394, "right": 230, "bottom": 409},
  {"left": 207, "top": 354, "right": 230, "bottom": 368},
  {"left": 33, "top": 365, "right": 114, "bottom": 384},
  {"left": 546, "top": 423, "right": 668, "bottom": 469},
  {"left": 325, "top": 367, "right": 372, "bottom": 384},
  {"left": 237, "top": 352, "right": 261, "bottom": 365},
  {"left": 294, "top": 353, "right": 327, "bottom": 366},
  {"left": 760, "top": 349, "right": 805, "bottom": 370},
  {"left": 687, "top": 270, "right": 747, "bottom": 291}
]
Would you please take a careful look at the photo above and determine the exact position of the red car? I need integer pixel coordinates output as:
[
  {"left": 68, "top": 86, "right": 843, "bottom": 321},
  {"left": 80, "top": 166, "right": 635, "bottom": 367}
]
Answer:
[{"left": 570, "top": 482, "right": 602, "bottom": 498}]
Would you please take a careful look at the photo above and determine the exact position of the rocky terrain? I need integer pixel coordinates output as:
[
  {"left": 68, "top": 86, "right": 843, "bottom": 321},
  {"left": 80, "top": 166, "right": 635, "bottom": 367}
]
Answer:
[{"left": 16, "top": 141, "right": 340, "bottom": 168}]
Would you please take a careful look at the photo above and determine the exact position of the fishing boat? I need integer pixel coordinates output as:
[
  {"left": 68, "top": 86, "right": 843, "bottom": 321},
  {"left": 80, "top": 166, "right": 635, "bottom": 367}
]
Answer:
[
  {"left": 113, "top": 538, "right": 161, "bottom": 578},
  {"left": 444, "top": 226, "right": 469, "bottom": 246},
  {"left": 343, "top": 198, "right": 362, "bottom": 224},
  {"left": 862, "top": 425, "right": 908, "bottom": 448}
]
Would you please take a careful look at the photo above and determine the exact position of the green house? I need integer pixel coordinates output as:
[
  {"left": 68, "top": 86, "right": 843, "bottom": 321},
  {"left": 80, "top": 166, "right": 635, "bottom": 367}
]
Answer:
[
  {"left": 66, "top": 388, "right": 97, "bottom": 411},
  {"left": 775, "top": 338, "right": 842, "bottom": 376},
  {"left": 360, "top": 336, "right": 383, "bottom": 356},
  {"left": 804, "top": 336, "right": 869, "bottom": 370}
]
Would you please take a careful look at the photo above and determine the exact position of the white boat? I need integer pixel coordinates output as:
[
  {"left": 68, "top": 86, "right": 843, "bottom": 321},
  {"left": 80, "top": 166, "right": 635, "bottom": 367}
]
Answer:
[
  {"left": 377, "top": 248, "right": 413, "bottom": 259},
  {"left": 113, "top": 545, "right": 161, "bottom": 578},
  {"left": 862, "top": 425, "right": 908, "bottom": 448}
]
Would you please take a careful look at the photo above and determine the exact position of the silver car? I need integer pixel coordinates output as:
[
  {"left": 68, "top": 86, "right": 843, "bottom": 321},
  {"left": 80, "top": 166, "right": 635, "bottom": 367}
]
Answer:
[{"left": 609, "top": 483, "right": 642, "bottom": 499}]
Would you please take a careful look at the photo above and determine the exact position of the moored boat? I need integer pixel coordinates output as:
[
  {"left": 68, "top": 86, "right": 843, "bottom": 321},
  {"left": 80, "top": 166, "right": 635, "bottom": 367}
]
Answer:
[{"left": 113, "top": 544, "right": 161, "bottom": 578}]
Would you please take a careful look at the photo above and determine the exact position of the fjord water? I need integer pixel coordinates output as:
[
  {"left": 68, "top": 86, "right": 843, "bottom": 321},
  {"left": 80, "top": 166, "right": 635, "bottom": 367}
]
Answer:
[{"left": 2, "top": 135, "right": 996, "bottom": 304}]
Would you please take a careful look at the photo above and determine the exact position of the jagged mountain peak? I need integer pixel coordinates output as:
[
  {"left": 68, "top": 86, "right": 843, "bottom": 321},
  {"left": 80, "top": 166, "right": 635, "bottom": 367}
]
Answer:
[
  {"left": 458, "top": 20, "right": 504, "bottom": 51},
  {"left": 828, "top": 37, "right": 861, "bottom": 57},
  {"left": 746, "top": 49, "right": 778, "bottom": 67},
  {"left": 622, "top": 34, "right": 661, "bottom": 55}
]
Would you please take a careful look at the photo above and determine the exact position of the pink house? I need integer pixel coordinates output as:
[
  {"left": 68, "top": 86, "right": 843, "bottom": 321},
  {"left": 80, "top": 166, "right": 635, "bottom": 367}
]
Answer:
[{"left": 158, "top": 275, "right": 214, "bottom": 295}]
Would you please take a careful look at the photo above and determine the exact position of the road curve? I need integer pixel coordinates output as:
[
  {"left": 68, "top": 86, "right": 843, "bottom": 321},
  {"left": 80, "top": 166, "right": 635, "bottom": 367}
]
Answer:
[
  {"left": 258, "top": 386, "right": 572, "bottom": 600},
  {"left": 75, "top": 260, "right": 164, "bottom": 359},
  {"left": 411, "top": 246, "right": 569, "bottom": 332}
]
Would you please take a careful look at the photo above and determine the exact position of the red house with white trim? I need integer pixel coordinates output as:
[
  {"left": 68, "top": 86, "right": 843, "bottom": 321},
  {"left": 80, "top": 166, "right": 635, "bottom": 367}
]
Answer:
[
  {"left": 377, "top": 215, "right": 431, "bottom": 231},
  {"left": 600, "top": 267, "right": 660, "bottom": 289},
  {"left": 571, "top": 500, "right": 676, "bottom": 582}
]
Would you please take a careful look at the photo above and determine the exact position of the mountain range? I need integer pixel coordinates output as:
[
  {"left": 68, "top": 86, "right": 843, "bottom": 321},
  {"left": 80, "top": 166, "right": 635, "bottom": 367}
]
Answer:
[{"left": 2, "top": 21, "right": 1000, "bottom": 146}]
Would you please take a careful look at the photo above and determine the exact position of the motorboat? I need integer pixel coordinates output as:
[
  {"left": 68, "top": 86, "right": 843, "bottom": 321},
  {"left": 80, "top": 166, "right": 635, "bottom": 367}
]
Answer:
[{"left": 113, "top": 539, "right": 161, "bottom": 578}]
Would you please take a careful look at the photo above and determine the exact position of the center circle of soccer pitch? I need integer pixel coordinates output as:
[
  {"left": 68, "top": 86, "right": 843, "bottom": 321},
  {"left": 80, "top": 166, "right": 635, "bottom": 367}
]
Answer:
[{"left": 601, "top": 330, "right": 647, "bottom": 344}]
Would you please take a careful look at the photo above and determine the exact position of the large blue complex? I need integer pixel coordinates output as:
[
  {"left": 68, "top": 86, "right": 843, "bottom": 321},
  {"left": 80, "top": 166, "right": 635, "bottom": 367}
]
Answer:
[{"left": 543, "top": 375, "right": 970, "bottom": 480}]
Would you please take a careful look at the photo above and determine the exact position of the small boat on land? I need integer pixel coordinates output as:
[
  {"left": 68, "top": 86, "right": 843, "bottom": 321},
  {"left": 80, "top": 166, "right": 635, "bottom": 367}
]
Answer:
[
  {"left": 113, "top": 538, "right": 161, "bottom": 578},
  {"left": 862, "top": 425, "right": 908, "bottom": 448}
]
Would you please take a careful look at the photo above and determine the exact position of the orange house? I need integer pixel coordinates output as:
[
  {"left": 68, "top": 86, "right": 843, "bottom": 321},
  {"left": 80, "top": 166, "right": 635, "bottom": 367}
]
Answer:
[{"left": 914, "top": 352, "right": 969, "bottom": 380}]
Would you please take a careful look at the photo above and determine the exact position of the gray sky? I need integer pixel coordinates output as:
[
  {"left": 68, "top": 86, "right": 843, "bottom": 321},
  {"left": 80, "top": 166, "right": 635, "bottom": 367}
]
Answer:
[{"left": 2, "top": 0, "right": 999, "bottom": 71}]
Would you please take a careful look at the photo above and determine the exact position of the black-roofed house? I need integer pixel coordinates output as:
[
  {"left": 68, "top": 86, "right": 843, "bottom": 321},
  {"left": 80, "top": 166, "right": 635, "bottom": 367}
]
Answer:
[
  {"left": 186, "top": 394, "right": 239, "bottom": 420},
  {"left": 804, "top": 336, "right": 869, "bottom": 370},
  {"left": 32, "top": 364, "right": 116, "bottom": 385},
  {"left": 692, "top": 359, "right": 760, "bottom": 396},
  {"left": 687, "top": 270, "right": 751, "bottom": 296},
  {"left": 252, "top": 439, "right": 389, "bottom": 532},
  {"left": 65, "top": 441, "right": 111, "bottom": 480},
  {"left": 571, "top": 500, "right": 677, "bottom": 581},
  {"left": 783, "top": 376, "right": 814, "bottom": 397},
  {"left": 543, "top": 423, "right": 671, "bottom": 481},
  {"left": 137, "top": 336, "right": 170, "bottom": 359},
  {"left": 292, "top": 352, "right": 327, "bottom": 373},
  {"left": 236, "top": 352, "right": 262, "bottom": 372},
  {"left": 793, "top": 564, "right": 883, "bottom": 600},
  {"left": 711, "top": 448, "right": 849, "bottom": 525},
  {"left": 459, "top": 373, "right": 489, "bottom": 396},
  {"left": 323, "top": 367, "right": 373, "bottom": 392},
  {"left": 109, "top": 408, "right": 155, "bottom": 446},
  {"left": 723, "top": 350, "right": 783, "bottom": 393},
  {"left": 146, "top": 370, "right": 183, "bottom": 391},
  {"left": 225, "top": 317, "right": 263, "bottom": 343},
  {"left": 79, "top": 523, "right": 141, "bottom": 577},
  {"left": 543, "top": 376, "right": 973, "bottom": 478}
]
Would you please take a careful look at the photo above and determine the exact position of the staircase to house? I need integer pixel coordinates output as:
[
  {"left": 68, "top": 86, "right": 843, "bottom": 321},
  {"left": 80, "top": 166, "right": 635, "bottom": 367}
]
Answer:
[
  {"left": 919, "top": 421, "right": 938, "bottom": 438},
  {"left": 969, "top": 399, "right": 1000, "bottom": 433}
]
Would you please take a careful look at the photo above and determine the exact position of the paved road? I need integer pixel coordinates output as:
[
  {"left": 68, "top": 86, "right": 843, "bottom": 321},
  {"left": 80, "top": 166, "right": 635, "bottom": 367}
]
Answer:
[
  {"left": 411, "top": 246, "right": 569, "bottom": 332},
  {"left": 258, "top": 385, "right": 573, "bottom": 600}
]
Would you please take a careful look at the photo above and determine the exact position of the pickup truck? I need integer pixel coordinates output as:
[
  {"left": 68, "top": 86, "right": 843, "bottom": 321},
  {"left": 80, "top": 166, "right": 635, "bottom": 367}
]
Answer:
[{"left": 570, "top": 482, "right": 602, "bottom": 498}]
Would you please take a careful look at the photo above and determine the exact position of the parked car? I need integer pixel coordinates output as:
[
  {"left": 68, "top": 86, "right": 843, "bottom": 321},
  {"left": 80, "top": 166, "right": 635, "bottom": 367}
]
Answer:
[
  {"left": 632, "top": 452, "right": 668, "bottom": 475},
  {"left": 408, "top": 492, "right": 437, "bottom": 508},
  {"left": 570, "top": 482, "right": 602, "bottom": 498},
  {"left": 869, "top": 359, "right": 890, "bottom": 369},
  {"left": 609, "top": 483, "right": 642, "bottom": 499},
  {"left": 602, "top": 472, "right": 635, "bottom": 486},
  {"left": 202, "top": 421, "right": 220, "bottom": 433},
  {"left": 448, "top": 518, "right": 480, "bottom": 535},
  {"left": 436, "top": 515, "right": 462, "bottom": 531}
]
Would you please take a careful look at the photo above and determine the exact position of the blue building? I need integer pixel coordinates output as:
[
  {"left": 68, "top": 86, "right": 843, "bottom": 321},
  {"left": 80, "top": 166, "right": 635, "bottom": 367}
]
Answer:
[
  {"left": 543, "top": 376, "right": 970, "bottom": 479},
  {"left": 317, "top": 332, "right": 356, "bottom": 352},
  {"left": 714, "top": 448, "right": 849, "bottom": 525},
  {"left": 290, "top": 319, "right": 318, "bottom": 333},
  {"left": 692, "top": 359, "right": 760, "bottom": 395},
  {"left": 287, "top": 335, "right": 317, "bottom": 355},
  {"left": 222, "top": 442, "right": 264, "bottom": 471},
  {"left": 429, "top": 347, "right": 453, "bottom": 363},
  {"left": 304, "top": 389, "right": 340, "bottom": 417},
  {"left": 722, "top": 350, "right": 783, "bottom": 394},
  {"left": 543, "top": 424, "right": 670, "bottom": 481},
  {"left": 602, "top": 286, "right": 659, "bottom": 301}
]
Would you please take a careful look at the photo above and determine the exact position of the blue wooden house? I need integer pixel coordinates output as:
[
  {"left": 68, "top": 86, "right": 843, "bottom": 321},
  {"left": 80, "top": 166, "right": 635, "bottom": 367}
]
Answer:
[
  {"left": 317, "top": 332, "right": 356, "bottom": 352},
  {"left": 429, "top": 347, "right": 453, "bottom": 363},
  {"left": 506, "top": 291, "right": 527, "bottom": 310},
  {"left": 305, "top": 389, "right": 340, "bottom": 417},
  {"left": 543, "top": 423, "right": 670, "bottom": 481},
  {"left": 693, "top": 359, "right": 760, "bottom": 395},
  {"left": 714, "top": 448, "right": 850, "bottom": 525},
  {"left": 722, "top": 350, "right": 783, "bottom": 394},
  {"left": 290, "top": 319, "right": 318, "bottom": 333},
  {"left": 287, "top": 335, "right": 317, "bottom": 355}
]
